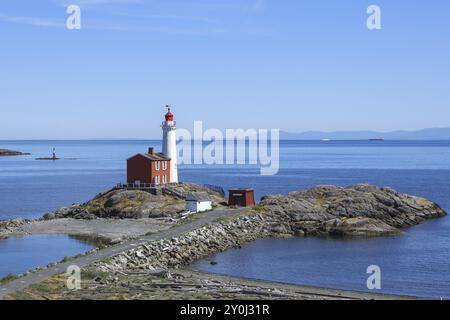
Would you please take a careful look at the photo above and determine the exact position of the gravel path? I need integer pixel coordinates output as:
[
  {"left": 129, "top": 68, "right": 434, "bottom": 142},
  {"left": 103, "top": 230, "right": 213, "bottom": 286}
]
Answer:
[{"left": 14, "top": 218, "right": 173, "bottom": 241}]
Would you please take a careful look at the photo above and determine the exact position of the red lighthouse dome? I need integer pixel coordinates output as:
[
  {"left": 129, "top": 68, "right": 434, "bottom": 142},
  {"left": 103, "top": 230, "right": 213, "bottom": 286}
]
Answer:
[{"left": 165, "top": 105, "right": 174, "bottom": 121}]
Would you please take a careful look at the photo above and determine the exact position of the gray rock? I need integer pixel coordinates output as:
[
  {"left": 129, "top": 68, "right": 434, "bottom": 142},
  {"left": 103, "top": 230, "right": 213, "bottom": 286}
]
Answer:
[
  {"left": 320, "top": 217, "right": 401, "bottom": 237},
  {"left": 41, "top": 183, "right": 226, "bottom": 220},
  {"left": 261, "top": 184, "right": 445, "bottom": 233}
]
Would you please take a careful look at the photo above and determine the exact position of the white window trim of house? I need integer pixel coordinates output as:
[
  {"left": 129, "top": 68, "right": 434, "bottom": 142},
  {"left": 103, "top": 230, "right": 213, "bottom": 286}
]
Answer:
[
  {"left": 155, "top": 161, "right": 160, "bottom": 171},
  {"left": 162, "top": 161, "right": 167, "bottom": 170},
  {"left": 155, "top": 176, "right": 160, "bottom": 185},
  {"left": 162, "top": 175, "right": 167, "bottom": 184}
]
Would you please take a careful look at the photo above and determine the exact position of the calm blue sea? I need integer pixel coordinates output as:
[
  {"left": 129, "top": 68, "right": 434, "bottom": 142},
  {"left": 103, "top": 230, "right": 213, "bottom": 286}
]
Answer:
[{"left": 1, "top": 140, "right": 450, "bottom": 298}]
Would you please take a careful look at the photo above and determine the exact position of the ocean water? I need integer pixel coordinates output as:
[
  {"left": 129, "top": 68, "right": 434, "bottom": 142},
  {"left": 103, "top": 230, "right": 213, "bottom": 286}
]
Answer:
[
  {"left": 0, "top": 235, "right": 95, "bottom": 278},
  {"left": 0, "top": 140, "right": 450, "bottom": 298}
]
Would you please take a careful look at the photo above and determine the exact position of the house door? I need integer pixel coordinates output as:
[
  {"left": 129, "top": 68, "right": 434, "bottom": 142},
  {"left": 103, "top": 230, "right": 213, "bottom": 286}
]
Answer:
[{"left": 234, "top": 194, "right": 245, "bottom": 206}]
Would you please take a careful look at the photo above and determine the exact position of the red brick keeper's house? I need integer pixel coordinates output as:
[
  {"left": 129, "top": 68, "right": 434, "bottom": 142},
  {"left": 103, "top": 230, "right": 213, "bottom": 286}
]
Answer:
[{"left": 127, "top": 147, "right": 171, "bottom": 186}]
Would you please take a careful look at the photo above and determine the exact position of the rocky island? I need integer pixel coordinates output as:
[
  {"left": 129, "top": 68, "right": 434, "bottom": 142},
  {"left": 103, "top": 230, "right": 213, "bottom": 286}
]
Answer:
[
  {"left": 1, "top": 183, "right": 445, "bottom": 242},
  {"left": 0, "top": 149, "right": 30, "bottom": 156},
  {"left": 0, "top": 183, "right": 446, "bottom": 300},
  {"left": 96, "top": 184, "right": 445, "bottom": 273},
  {"left": 44, "top": 183, "right": 227, "bottom": 220},
  {"left": 0, "top": 183, "right": 227, "bottom": 241}
]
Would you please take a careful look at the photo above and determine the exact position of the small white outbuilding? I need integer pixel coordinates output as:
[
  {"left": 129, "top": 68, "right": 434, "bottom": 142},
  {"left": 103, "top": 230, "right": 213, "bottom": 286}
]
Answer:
[{"left": 185, "top": 192, "right": 212, "bottom": 213}]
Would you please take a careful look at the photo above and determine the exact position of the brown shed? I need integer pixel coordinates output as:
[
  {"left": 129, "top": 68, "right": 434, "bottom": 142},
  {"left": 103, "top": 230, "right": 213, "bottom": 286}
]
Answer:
[
  {"left": 228, "top": 188, "right": 255, "bottom": 207},
  {"left": 127, "top": 148, "right": 171, "bottom": 186}
]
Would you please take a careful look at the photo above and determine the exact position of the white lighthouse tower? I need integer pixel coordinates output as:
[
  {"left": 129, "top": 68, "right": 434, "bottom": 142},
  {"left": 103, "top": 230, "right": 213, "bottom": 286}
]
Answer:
[{"left": 162, "top": 105, "right": 178, "bottom": 183}]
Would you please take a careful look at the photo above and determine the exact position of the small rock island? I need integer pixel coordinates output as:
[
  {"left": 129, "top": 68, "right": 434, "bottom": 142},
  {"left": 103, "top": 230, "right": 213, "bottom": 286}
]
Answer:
[
  {"left": 0, "top": 149, "right": 30, "bottom": 156},
  {"left": 35, "top": 148, "right": 59, "bottom": 161}
]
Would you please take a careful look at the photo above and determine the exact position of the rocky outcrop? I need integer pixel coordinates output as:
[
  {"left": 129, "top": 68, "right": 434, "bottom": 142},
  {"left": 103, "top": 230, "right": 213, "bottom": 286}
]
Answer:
[
  {"left": 43, "top": 183, "right": 226, "bottom": 220},
  {"left": 0, "top": 149, "right": 30, "bottom": 156},
  {"left": 258, "top": 184, "right": 445, "bottom": 236},
  {"left": 0, "top": 219, "right": 29, "bottom": 238},
  {"left": 96, "top": 184, "right": 446, "bottom": 273},
  {"left": 318, "top": 217, "right": 400, "bottom": 237}
]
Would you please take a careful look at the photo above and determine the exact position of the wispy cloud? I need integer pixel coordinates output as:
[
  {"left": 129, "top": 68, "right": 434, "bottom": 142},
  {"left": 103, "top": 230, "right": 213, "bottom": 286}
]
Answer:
[
  {"left": 0, "top": 0, "right": 271, "bottom": 35},
  {"left": 55, "top": 0, "right": 144, "bottom": 7},
  {"left": 0, "top": 13, "right": 63, "bottom": 28},
  {"left": 0, "top": 11, "right": 227, "bottom": 35},
  {"left": 107, "top": 11, "right": 225, "bottom": 26},
  {"left": 88, "top": 23, "right": 227, "bottom": 35}
]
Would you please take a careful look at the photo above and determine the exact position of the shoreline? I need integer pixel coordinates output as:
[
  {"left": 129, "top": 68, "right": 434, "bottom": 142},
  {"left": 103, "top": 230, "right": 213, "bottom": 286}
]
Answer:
[
  {"left": 3, "top": 263, "right": 418, "bottom": 300},
  {"left": 1, "top": 183, "right": 447, "bottom": 300},
  {"left": 0, "top": 231, "right": 423, "bottom": 300},
  {"left": 181, "top": 268, "right": 417, "bottom": 300},
  {"left": 0, "top": 220, "right": 437, "bottom": 300},
  {"left": 1, "top": 215, "right": 443, "bottom": 300}
]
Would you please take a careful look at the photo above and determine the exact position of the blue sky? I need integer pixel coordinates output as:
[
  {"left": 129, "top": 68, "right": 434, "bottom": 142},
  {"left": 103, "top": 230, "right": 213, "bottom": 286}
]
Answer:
[{"left": 1, "top": 0, "right": 449, "bottom": 139}]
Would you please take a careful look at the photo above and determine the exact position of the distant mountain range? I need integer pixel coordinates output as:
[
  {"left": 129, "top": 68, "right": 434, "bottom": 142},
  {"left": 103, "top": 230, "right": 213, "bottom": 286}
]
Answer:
[{"left": 280, "top": 128, "right": 450, "bottom": 140}]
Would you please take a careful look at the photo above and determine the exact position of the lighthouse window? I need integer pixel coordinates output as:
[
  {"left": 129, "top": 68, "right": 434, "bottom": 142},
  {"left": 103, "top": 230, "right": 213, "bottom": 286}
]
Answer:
[
  {"left": 162, "top": 161, "right": 167, "bottom": 170},
  {"left": 155, "top": 161, "right": 160, "bottom": 171}
]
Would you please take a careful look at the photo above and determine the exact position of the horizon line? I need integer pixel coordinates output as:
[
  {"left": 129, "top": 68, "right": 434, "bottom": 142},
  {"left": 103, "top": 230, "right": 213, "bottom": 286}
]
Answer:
[{"left": 2, "top": 138, "right": 450, "bottom": 142}]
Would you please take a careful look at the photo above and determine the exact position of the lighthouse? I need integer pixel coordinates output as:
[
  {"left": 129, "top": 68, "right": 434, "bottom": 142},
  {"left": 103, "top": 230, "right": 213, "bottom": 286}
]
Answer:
[{"left": 162, "top": 105, "right": 178, "bottom": 183}]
